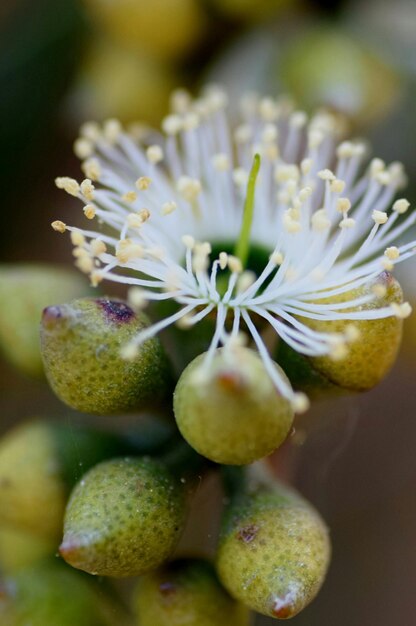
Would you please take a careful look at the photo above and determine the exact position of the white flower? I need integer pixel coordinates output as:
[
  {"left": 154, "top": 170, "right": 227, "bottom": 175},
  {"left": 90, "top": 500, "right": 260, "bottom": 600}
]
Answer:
[{"left": 53, "top": 86, "right": 416, "bottom": 412}]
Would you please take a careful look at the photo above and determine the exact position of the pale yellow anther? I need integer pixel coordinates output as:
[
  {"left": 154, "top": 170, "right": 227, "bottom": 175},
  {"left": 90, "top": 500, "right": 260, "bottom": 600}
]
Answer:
[
  {"left": 372, "top": 283, "right": 387, "bottom": 298},
  {"left": 75, "top": 255, "right": 94, "bottom": 274},
  {"left": 385, "top": 246, "right": 400, "bottom": 260},
  {"left": 127, "top": 213, "right": 144, "bottom": 229},
  {"left": 80, "top": 121, "right": 100, "bottom": 142},
  {"left": 74, "top": 138, "right": 93, "bottom": 159},
  {"left": 128, "top": 287, "right": 148, "bottom": 310},
  {"left": 90, "top": 239, "right": 106, "bottom": 256},
  {"left": 162, "top": 114, "right": 183, "bottom": 135},
  {"left": 336, "top": 141, "right": 355, "bottom": 159},
  {"left": 376, "top": 171, "right": 392, "bottom": 186},
  {"left": 237, "top": 270, "right": 256, "bottom": 293},
  {"left": 83, "top": 204, "right": 96, "bottom": 220},
  {"left": 339, "top": 217, "right": 356, "bottom": 229},
  {"left": 161, "top": 201, "right": 177, "bottom": 215},
  {"left": 195, "top": 241, "right": 212, "bottom": 257},
  {"left": 391, "top": 302, "right": 412, "bottom": 319},
  {"left": 284, "top": 266, "right": 298, "bottom": 282},
  {"left": 219, "top": 252, "right": 228, "bottom": 270},
  {"left": 120, "top": 343, "right": 139, "bottom": 361},
  {"left": 192, "top": 253, "right": 209, "bottom": 273},
  {"left": 291, "top": 392, "right": 310, "bottom": 414},
  {"left": 177, "top": 176, "right": 202, "bottom": 202},
  {"left": 381, "top": 258, "right": 394, "bottom": 271},
  {"left": 345, "top": 324, "right": 361, "bottom": 342},
  {"left": 103, "top": 118, "right": 122, "bottom": 143},
  {"left": 82, "top": 158, "right": 101, "bottom": 181},
  {"left": 372, "top": 210, "right": 388, "bottom": 225},
  {"left": 318, "top": 169, "right": 336, "bottom": 182},
  {"left": 298, "top": 186, "right": 313, "bottom": 203},
  {"left": 205, "top": 87, "right": 228, "bottom": 112},
  {"left": 290, "top": 111, "right": 307, "bottom": 128},
  {"left": 233, "top": 168, "right": 248, "bottom": 188},
  {"left": 212, "top": 153, "right": 230, "bottom": 172},
  {"left": 329, "top": 337, "right": 348, "bottom": 361},
  {"left": 116, "top": 239, "right": 144, "bottom": 263},
  {"left": 227, "top": 255, "right": 243, "bottom": 274},
  {"left": 80, "top": 178, "right": 95, "bottom": 200},
  {"left": 176, "top": 314, "right": 195, "bottom": 329},
  {"left": 90, "top": 271, "right": 103, "bottom": 287},
  {"left": 283, "top": 211, "right": 301, "bottom": 233},
  {"left": 122, "top": 191, "right": 137, "bottom": 203},
  {"left": 234, "top": 124, "right": 252, "bottom": 144},
  {"left": 72, "top": 247, "right": 88, "bottom": 259},
  {"left": 275, "top": 164, "right": 300, "bottom": 183},
  {"left": 270, "top": 251, "right": 283, "bottom": 265},
  {"left": 146, "top": 145, "right": 164, "bottom": 164},
  {"left": 308, "top": 129, "right": 324, "bottom": 149},
  {"left": 393, "top": 198, "right": 410, "bottom": 214},
  {"left": 370, "top": 158, "right": 385, "bottom": 176},
  {"left": 70, "top": 230, "right": 85, "bottom": 246},
  {"left": 259, "top": 97, "right": 279, "bottom": 121},
  {"left": 263, "top": 143, "right": 279, "bottom": 161},
  {"left": 182, "top": 234, "right": 195, "bottom": 249},
  {"left": 55, "top": 177, "right": 80, "bottom": 196},
  {"left": 300, "top": 158, "right": 313, "bottom": 175},
  {"left": 331, "top": 179, "right": 346, "bottom": 194},
  {"left": 170, "top": 88, "right": 192, "bottom": 114},
  {"left": 336, "top": 198, "right": 351, "bottom": 213},
  {"left": 311, "top": 209, "right": 331, "bottom": 232},
  {"left": 138, "top": 208, "right": 150, "bottom": 222},
  {"left": 135, "top": 176, "right": 152, "bottom": 191},
  {"left": 261, "top": 124, "right": 278, "bottom": 143},
  {"left": 51, "top": 220, "right": 66, "bottom": 233}
]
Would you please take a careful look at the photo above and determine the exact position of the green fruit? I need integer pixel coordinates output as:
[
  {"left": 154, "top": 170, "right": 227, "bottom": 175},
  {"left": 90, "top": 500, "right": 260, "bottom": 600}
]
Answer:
[
  {"left": 0, "top": 419, "right": 128, "bottom": 540},
  {"left": 217, "top": 480, "right": 330, "bottom": 619},
  {"left": 134, "top": 558, "right": 251, "bottom": 626},
  {"left": 40, "top": 297, "right": 172, "bottom": 414},
  {"left": 0, "top": 264, "right": 88, "bottom": 377},
  {"left": 0, "top": 560, "right": 123, "bottom": 626},
  {"left": 173, "top": 347, "right": 294, "bottom": 465},
  {"left": 60, "top": 457, "right": 187, "bottom": 577},
  {"left": 0, "top": 526, "right": 55, "bottom": 574},
  {"left": 302, "top": 272, "right": 404, "bottom": 391}
]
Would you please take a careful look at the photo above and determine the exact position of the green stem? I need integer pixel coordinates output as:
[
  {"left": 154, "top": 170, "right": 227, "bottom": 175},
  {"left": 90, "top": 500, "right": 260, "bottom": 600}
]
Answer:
[{"left": 234, "top": 153, "right": 261, "bottom": 268}]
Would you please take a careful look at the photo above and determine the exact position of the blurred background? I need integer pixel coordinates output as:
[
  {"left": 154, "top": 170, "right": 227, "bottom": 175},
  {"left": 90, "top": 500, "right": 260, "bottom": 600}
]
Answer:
[{"left": 1, "top": 0, "right": 416, "bottom": 623}]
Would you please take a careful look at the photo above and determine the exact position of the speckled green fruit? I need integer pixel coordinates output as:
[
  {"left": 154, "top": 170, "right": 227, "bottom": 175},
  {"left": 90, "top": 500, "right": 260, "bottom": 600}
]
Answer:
[
  {"left": 0, "top": 419, "right": 128, "bottom": 540},
  {"left": 60, "top": 457, "right": 187, "bottom": 577},
  {"left": 40, "top": 297, "right": 172, "bottom": 414},
  {"left": 0, "top": 560, "right": 123, "bottom": 626},
  {"left": 134, "top": 559, "right": 250, "bottom": 626},
  {"left": 0, "top": 264, "right": 88, "bottom": 377},
  {"left": 303, "top": 272, "right": 404, "bottom": 391},
  {"left": 217, "top": 484, "right": 330, "bottom": 619},
  {"left": 173, "top": 347, "right": 294, "bottom": 465}
]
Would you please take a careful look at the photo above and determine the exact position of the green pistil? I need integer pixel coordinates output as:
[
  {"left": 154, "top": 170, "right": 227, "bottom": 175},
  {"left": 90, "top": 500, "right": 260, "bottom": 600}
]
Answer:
[{"left": 234, "top": 154, "right": 261, "bottom": 269}]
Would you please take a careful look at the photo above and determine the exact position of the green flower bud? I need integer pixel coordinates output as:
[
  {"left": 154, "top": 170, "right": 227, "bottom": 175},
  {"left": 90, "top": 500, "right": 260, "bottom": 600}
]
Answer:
[
  {"left": 217, "top": 476, "right": 330, "bottom": 619},
  {"left": 134, "top": 558, "right": 251, "bottom": 626},
  {"left": 0, "top": 264, "right": 89, "bottom": 377},
  {"left": 0, "top": 560, "right": 126, "bottom": 626},
  {"left": 0, "top": 419, "right": 128, "bottom": 540},
  {"left": 60, "top": 457, "right": 187, "bottom": 577},
  {"left": 173, "top": 347, "right": 294, "bottom": 465},
  {"left": 300, "top": 272, "right": 404, "bottom": 392},
  {"left": 0, "top": 527, "right": 55, "bottom": 574},
  {"left": 40, "top": 297, "right": 172, "bottom": 414}
]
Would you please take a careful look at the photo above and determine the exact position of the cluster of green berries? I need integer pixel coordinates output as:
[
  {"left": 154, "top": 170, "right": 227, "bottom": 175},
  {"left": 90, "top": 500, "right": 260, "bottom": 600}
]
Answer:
[{"left": 0, "top": 263, "right": 406, "bottom": 624}]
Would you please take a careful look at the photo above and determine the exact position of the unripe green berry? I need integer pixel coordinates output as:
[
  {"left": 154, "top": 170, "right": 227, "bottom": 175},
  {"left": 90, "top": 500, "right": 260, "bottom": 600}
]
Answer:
[
  {"left": 0, "top": 560, "right": 124, "bottom": 626},
  {"left": 134, "top": 558, "right": 251, "bottom": 626},
  {"left": 217, "top": 480, "right": 330, "bottom": 619},
  {"left": 40, "top": 297, "right": 172, "bottom": 414},
  {"left": 173, "top": 347, "right": 294, "bottom": 465},
  {"left": 0, "top": 419, "right": 128, "bottom": 541},
  {"left": 0, "top": 264, "right": 89, "bottom": 377},
  {"left": 303, "top": 272, "right": 404, "bottom": 391},
  {"left": 60, "top": 457, "right": 187, "bottom": 577}
]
